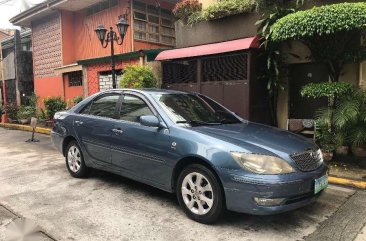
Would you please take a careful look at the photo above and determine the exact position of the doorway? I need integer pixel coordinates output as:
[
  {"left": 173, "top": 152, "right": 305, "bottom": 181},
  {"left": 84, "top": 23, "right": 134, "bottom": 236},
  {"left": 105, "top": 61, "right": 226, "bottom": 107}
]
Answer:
[{"left": 289, "top": 63, "right": 328, "bottom": 119}]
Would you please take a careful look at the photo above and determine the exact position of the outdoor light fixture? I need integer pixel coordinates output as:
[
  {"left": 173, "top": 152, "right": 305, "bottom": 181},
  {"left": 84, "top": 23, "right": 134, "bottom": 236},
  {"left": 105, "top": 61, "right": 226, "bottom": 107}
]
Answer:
[{"left": 95, "top": 17, "right": 129, "bottom": 89}]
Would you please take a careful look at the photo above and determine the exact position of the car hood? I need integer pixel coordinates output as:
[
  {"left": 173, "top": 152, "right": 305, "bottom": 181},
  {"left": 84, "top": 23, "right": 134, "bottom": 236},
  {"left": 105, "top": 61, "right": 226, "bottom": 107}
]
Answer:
[{"left": 190, "top": 122, "right": 318, "bottom": 157}]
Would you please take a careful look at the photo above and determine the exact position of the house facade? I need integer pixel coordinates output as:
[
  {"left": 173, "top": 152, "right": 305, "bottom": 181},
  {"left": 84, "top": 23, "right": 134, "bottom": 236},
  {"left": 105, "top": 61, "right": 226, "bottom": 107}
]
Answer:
[
  {"left": 157, "top": 0, "right": 366, "bottom": 128},
  {"left": 0, "top": 29, "right": 33, "bottom": 107},
  {"left": 10, "top": 0, "right": 177, "bottom": 107}
]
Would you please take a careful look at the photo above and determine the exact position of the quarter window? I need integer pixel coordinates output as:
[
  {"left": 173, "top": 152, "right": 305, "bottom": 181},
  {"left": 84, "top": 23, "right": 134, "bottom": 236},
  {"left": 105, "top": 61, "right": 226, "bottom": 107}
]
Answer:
[
  {"left": 120, "top": 95, "right": 154, "bottom": 123},
  {"left": 82, "top": 94, "right": 120, "bottom": 118}
]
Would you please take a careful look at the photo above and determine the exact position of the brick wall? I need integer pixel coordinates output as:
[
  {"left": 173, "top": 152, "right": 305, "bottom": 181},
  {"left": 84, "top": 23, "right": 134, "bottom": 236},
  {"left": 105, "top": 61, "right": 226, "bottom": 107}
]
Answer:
[{"left": 32, "top": 13, "right": 62, "bottom": 79}]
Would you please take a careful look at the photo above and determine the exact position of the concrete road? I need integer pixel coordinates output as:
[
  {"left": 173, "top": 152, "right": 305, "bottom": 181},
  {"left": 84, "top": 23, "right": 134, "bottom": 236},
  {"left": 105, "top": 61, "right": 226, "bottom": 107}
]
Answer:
[{"left": 0, "top": 128, "right": 365, "bottom": 241}]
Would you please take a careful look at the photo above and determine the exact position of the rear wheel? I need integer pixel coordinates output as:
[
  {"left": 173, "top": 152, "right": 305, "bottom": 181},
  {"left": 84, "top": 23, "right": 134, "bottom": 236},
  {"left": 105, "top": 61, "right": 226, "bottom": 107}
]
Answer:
[
  {"left": 65, "top": 141, "right": 89, "bottom": 178},
  {"left": 176, "top": 164, "right": 224, "bottom": 224}
]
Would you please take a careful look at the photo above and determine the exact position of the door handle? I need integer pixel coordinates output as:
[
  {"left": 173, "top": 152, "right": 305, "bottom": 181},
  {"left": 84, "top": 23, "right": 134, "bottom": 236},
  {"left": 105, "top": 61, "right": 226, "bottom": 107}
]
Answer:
[
  {"left": 112, "top": 128, "right": 124, "bottom": 134},
  {"left": 75, "top": 120, "right": 84, "bottom": 125}
]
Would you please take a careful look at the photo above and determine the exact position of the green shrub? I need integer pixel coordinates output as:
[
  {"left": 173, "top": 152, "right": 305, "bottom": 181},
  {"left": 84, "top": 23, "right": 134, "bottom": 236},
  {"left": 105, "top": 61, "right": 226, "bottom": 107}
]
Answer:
[
  {"left": 17, "top": 105, "right": 36, "bottom": 120},
  {"left": 5, "top": 103, "right": 18, "bottom": 120},
  {"left": 44, "top": 97, "right": 67, "bottom": 120},
  {"left": 173, "top": 0, "right": 202, "bottom": 20},
  {"left": 301, "top": 82, "right": 353, "bottom": 100},
  {"left": 203, "top": 0, "right": 256, "bottom": 21},
  {"left": 72, "top": 96, "right": 84, "bottom": 105},
  {"left": 272, "top": 3, "right": 366, "bottom": 42},
  {"left": 120, "top": 65, "right": 158, "bottom": 89}
]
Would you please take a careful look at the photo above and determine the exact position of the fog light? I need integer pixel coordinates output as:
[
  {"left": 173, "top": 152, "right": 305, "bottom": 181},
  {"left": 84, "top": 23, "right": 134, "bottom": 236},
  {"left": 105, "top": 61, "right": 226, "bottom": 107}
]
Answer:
[{"left": 254, "top": 197, "right": 286, "bottom": 206}]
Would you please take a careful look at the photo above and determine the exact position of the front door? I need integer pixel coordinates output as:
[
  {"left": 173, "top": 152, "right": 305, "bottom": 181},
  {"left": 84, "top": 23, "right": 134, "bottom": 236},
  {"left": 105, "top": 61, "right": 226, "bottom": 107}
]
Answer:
[
  {"left": 110, "top": 93, "right": 172, "bottom": 186},
  {"left": 74, "top": 93, "right": 121, "bottom": 165},
  {"left": 289, "top": 63, "right": 328, "bottom": 119}
]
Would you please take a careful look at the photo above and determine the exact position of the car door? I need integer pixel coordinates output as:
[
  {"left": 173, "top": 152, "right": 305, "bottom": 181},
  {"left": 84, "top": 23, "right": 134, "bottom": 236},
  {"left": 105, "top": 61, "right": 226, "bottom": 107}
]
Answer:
[
  {"left": 110, "top": 93, "right": 172, "bottom": 185},
  {"left": 74, "top": 93, "right": 121, "bottom": 165}
]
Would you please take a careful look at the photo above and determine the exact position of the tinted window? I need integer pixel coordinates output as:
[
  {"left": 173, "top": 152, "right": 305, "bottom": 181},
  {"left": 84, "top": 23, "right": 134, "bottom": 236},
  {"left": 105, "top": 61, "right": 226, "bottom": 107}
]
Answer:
[
  {"left": 82, "top": 94, "right": 120, "bottom": 118},
  {"left": 120, "top": 95, "right": 153, "bottom": 123},
  {"left": 151, "top": 93, "right": 241, "bottom": 125}
]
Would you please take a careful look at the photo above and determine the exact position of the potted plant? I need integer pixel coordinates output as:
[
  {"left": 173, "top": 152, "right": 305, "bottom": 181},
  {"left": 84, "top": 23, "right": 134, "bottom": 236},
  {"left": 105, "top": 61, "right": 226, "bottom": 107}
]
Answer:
[
  {"left": 5, "top": 103, "right": 19, "bottom": 123},
  {"left": 173, "top": 0, "right": 202, "bottom": 23},
  {"left": 331, "top": 89, "right": 366, "bottom": 157},
  {"left": 17, "top": 106, "right": 36, "bottom": 124}
]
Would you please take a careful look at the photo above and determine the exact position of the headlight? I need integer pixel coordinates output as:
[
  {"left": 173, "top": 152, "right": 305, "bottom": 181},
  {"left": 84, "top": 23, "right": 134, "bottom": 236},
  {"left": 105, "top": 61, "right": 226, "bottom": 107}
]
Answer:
[{"left": 230, "top": 152, "right": 294, "bottom": 175}]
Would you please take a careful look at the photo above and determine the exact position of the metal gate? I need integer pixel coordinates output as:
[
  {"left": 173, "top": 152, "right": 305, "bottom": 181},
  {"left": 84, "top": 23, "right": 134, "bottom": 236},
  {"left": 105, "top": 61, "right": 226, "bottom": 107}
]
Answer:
[{"left": 162, "top": 53, "right": 250, "bottom": 118}]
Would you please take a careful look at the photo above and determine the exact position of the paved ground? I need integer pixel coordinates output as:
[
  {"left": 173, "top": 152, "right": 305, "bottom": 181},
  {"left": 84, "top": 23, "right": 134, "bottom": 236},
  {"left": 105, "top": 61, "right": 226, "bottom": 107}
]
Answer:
[{"left": 0, "top": 128, "right": 365, "bottom": 241}]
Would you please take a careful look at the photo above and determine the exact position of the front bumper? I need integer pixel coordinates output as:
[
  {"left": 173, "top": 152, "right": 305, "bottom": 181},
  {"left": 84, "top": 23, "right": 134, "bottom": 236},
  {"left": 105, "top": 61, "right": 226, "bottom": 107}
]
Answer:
[{"left": 222, "top": 165, "right": 327, "bottom": 215}]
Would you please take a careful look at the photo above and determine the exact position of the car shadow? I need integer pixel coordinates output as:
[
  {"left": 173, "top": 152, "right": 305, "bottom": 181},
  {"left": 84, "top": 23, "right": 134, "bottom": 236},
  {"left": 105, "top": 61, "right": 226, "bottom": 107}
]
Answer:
[{"left": 87, "top": 168, "right": 330, "bottom": 230}]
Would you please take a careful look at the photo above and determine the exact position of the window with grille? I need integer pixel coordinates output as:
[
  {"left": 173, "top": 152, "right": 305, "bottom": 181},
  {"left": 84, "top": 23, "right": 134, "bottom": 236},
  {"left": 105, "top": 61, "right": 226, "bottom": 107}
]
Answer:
[
  {"left": 67, "top": 71, "right": 83, "bottom": 87},
  {"left": 162, "top": 60, "right": 197, "bottom": 84},
  {"left": 202, "top": 54, "right": 248, "bottom": 82},
  {"left": 132, "top": 0, "right": 175, "bottom": 46}
]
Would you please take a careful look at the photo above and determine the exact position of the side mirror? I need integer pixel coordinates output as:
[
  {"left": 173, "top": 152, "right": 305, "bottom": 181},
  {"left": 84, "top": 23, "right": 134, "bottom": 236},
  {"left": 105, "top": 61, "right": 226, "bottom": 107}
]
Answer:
[{"left": 140, "top": 115, "right": 160, "bottom": 128}]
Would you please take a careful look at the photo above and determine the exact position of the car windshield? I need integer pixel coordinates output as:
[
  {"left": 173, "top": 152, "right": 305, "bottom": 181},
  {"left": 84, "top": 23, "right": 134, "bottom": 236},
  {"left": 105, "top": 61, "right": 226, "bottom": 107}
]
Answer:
[{"left": 151, "top": 93, "right": 241, "bottom": 126}]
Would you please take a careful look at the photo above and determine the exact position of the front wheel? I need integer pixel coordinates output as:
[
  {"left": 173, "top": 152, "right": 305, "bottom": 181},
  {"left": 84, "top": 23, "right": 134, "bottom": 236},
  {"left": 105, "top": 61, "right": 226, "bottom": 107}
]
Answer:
[
  {"left": 176, "top": 164, "right": 224, "bottom": 224},
  {"left": 65, "top": 141, "right": 89, "bottom": 178}
]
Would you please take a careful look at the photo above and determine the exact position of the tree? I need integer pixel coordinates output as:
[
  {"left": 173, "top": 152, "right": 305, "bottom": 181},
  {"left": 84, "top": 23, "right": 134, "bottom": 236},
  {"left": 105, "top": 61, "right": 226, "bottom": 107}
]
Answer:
[
  {"left": 119, "top": 65, "right": 158, "bottom": 89},
  {"left": 271, "top": 2, "right": 366, "bottom": 82}
]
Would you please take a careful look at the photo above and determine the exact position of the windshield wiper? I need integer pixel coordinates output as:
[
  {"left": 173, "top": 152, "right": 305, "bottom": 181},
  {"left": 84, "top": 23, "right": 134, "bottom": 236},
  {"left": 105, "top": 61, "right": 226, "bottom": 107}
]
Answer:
[
  {"left": 219, "top": 119, "right": 241, "bottom": 124},
  {"left": 176, "top": 120, "right": 222, "bottom": 126}
]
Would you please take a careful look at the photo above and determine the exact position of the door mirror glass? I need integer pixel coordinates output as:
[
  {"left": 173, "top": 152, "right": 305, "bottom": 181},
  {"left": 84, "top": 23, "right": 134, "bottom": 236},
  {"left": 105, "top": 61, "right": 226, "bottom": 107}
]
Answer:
[{"left": 140, "top": 115, "right": 160, "bottom": 127}]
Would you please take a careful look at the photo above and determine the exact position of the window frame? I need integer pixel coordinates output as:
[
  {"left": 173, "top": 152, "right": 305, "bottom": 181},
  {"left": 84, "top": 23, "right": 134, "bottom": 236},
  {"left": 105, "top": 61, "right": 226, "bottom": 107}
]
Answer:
[
  {"left": 117, "top": 92, "right": 160, "bottom": 126},
  {"left": 132, "top": 0, "right": 175, "bottom": 46},
  {"left": 79, "top": 93, "right": 122, "bottom": 120}
]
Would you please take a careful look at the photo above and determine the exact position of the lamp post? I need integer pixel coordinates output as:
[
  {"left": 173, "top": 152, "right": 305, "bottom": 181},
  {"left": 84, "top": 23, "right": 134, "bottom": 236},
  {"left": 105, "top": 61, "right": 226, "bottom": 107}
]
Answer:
[{"left": 95, "top": 17, "right": 129, "bottom": 89}]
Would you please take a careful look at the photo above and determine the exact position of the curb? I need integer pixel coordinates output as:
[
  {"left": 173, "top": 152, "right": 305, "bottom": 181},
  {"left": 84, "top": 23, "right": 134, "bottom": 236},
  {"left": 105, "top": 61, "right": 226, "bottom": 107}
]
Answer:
[
  {"left": 0, "top": 123, "right": 51, "bottom": 135},
  {"left": 328, "top": 176, "right": 366, "bottom": 190}
]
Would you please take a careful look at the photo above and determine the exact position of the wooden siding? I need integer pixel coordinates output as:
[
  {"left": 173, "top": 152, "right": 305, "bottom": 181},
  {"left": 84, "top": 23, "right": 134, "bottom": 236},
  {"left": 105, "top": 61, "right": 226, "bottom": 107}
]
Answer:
[
  {"left": 64, "top": 0, "right": 133, "bottom": 62},
  {"left": 61, "top": 0, "right": 174, "bottom": 63},
  {"left": 32, "top": 13, "right": 62, "bottom": 79}
]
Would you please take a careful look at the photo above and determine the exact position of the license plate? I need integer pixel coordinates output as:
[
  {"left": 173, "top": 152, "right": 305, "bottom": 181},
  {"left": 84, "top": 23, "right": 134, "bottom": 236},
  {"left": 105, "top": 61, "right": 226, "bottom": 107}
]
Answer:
[{"left": 314, "top": 175, "right": 328, "bottom": 194}]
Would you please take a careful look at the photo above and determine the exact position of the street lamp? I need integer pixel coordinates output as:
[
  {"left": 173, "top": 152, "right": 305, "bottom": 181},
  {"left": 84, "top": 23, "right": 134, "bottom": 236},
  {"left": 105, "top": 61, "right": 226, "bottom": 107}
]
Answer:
[{"left": 95, "top": 17, "right": 129, "bottom": 89}]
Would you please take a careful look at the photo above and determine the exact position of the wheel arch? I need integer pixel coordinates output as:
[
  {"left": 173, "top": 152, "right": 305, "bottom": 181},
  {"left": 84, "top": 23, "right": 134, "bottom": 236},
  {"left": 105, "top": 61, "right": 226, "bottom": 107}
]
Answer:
[
  {"left": 171, "top": 155, "right": 226, "bottom": 204},
  {"left": 62, "top": 136, "right": 78, "bottom": 157}
]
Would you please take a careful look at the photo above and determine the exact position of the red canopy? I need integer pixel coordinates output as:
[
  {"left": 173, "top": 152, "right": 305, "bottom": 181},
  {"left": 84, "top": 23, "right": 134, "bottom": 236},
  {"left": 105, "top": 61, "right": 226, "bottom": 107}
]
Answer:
[{"left": 155, "top": 37, "right": 259, "bottom": 61}]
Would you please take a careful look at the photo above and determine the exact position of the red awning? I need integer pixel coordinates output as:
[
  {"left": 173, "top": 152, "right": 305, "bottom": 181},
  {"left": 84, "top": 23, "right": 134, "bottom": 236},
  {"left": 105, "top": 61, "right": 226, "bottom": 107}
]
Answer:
[{"left": 155, "top": 36, "right": 259, "bottom": 61}]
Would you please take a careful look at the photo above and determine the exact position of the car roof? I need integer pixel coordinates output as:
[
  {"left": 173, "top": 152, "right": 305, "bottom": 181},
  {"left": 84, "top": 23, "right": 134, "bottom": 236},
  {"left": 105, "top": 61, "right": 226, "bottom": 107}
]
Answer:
[{"left": 103, "top": 88, "right": 194, "bottom": 95}]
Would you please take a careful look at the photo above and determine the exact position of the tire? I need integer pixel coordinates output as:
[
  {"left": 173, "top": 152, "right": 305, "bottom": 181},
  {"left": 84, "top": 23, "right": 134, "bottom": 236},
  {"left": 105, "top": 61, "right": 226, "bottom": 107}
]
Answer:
[
  {"left": 176, "top": 164, "right": 224, "bottom": 224},
  {"left": 65, "top": 141, "right": 89, "bottom": 178}
]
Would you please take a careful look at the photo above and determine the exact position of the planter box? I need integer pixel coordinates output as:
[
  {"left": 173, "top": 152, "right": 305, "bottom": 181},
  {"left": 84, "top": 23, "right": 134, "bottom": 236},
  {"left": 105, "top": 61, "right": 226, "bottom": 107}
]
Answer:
[{"left": 175, "top": 12, "right": 260, "bottom": 48}]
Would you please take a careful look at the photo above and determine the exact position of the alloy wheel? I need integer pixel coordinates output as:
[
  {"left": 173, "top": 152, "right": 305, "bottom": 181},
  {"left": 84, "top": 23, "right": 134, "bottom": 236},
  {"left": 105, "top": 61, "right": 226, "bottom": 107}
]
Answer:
[
  {"left": 181, "top": 172, "right": 214, "bottom": 215},
  {"left": 67, "top": 145, "right": 82, "bottom": 173}
]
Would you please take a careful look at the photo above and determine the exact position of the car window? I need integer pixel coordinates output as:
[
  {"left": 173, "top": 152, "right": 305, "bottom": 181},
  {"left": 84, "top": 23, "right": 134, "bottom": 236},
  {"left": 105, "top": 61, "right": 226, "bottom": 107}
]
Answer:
[
  {"left": 82, "top": 94, "right": 120, "bottom": 119},
  {"left": 120, "top": 95, "right": 154, "bottom": 123}
]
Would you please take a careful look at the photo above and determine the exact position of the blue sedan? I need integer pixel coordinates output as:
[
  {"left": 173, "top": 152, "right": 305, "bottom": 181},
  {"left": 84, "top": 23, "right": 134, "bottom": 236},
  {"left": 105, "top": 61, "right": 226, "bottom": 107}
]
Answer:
[{"left": 51, "top": 89, "right": 328, "bottom": 223}]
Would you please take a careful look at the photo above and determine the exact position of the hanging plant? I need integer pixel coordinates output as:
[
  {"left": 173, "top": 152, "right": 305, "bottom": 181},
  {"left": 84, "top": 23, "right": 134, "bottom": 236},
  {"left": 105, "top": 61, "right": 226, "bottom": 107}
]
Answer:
[{"left": 173, "top": 0, "right": 202, "bottom": 20}]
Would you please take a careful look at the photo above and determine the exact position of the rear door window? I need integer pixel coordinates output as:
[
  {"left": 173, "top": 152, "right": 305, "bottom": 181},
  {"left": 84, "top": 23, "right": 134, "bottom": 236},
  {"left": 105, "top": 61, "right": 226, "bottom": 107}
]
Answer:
[{"left": 81, "top": 94, "right": 120, "bottom": 119}]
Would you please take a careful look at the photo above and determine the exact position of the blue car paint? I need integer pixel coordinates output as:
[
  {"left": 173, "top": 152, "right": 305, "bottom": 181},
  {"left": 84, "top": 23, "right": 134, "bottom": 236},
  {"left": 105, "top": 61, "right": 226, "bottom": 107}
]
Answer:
[{"left": 52, "top": 89, "right": 327, "bottom": 215}]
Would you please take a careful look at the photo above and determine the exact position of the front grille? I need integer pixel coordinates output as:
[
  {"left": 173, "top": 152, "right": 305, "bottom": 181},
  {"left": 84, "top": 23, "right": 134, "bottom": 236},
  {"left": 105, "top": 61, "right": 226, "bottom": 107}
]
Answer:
[{"left": 290, "top": 149, "right": 322, "bottom": 172}]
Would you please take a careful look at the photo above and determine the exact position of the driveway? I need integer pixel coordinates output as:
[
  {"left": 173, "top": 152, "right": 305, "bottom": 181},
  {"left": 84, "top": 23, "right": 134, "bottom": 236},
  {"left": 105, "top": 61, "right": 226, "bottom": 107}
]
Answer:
[{"left": 0, "top": 128, "right": 365, "bottom": 241}]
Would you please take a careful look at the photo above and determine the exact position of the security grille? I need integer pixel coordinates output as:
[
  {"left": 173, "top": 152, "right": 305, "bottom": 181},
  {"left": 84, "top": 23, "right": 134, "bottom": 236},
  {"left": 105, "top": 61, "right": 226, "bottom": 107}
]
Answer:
[
  {"left": 202, "top": 53, "right": 248, "bottom": 82},
  {"left": 290, "top": 150, "right": 322, "bottom": 172},
  {"left": 68, "top": 71, "right": 83, "bottom": 87},
  {"left": 162, "top": 60, "right": 197, "bottom": 84}
]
